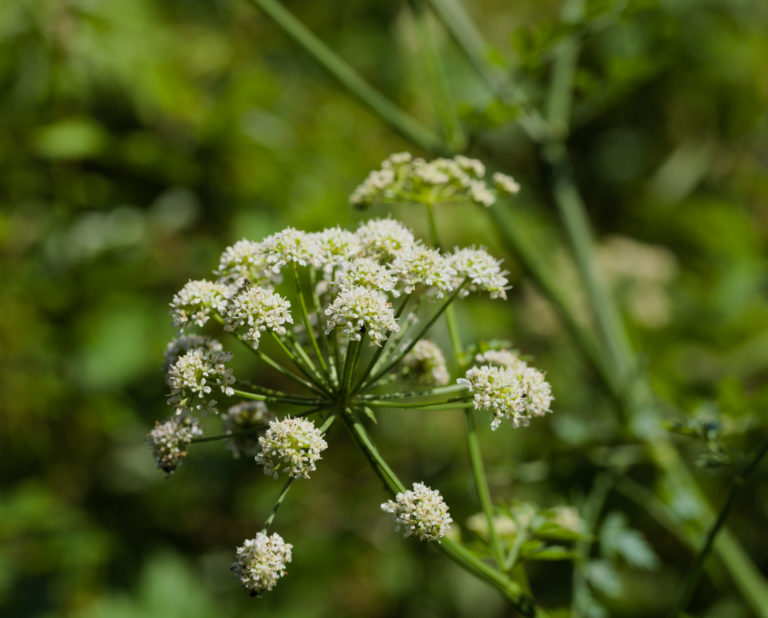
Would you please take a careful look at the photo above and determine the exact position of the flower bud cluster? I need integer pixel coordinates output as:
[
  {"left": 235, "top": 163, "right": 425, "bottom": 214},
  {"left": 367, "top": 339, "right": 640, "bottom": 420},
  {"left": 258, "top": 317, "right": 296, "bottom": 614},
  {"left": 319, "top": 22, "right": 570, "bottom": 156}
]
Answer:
[
  {"left": 232, "top": 532, "right": 293, "bottom": 596},
  {"left": 223, "top": 401, "right": 274, "bottom": 459},
  {"left": 256, "top": 417, "right": 328, "bottom": 479},
  {"left": 350, "top": 152, "right": 520, "bottom": 209},
  {"left": 167, "top": 345, "right": 235, "bottom": 415},
  {"left": 459, "top": 352, "right": 553, "bottom": 430},
  {"left": 399, "top": 339, "right": 450, "bottom": 386},
  {"left": 148, "top": 415, "right": 203, "bottom": 475},
  {"left": 381, "top": 482, "right": 453, "bottom": 542}
]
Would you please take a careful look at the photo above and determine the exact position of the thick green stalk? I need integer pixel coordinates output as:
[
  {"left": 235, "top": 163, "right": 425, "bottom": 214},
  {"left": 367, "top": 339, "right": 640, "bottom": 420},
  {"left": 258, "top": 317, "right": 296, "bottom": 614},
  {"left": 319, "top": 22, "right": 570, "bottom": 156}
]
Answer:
[
  {"left": 340, "top": 408, "right": 547, "bottom": 617},
  {"left": 364, "top": 395, "right": 471, "bottom": 409},
  {"left": 247, "top": 0, "right": 445, "bottom": 153}
]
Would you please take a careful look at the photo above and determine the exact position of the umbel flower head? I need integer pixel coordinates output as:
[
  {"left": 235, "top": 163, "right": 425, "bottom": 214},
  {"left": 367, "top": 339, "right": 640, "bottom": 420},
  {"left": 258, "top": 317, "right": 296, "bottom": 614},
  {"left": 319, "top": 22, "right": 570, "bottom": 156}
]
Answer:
[
  {"left": 167, "top": 346, "right": 235, "bottom": 415},
  {"left": 232, "top": 532, "right": 293, "bottom": 596},
  {"left": 381, "top": 482, "right": 453, "bottom": 542},
  {"left": 147, "top": 415, "right": 203, "bottom": 476},
  {"left": 350, "top": 152, "right": 521, "bottom": 209},
  {"left": 459, "top": 352, "right": 554, "bottom": 430},
  {"left": 256, "top": 417, "right": 328, "bottom": 479}
]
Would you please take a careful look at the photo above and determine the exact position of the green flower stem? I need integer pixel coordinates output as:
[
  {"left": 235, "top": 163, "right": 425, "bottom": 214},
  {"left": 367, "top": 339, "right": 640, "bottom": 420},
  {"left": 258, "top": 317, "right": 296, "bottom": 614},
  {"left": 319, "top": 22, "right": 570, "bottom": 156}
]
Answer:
[
  {"left": 409, "top": 0, "right": 465, "bottom": 151},
  {"left": 255, "top": 346, "right": 327, "bottom": 397},
  {"left": 464, "top": 408, "right": 506, "bottom": 571},
  {"left": 260, "top": 412, "right": 336, "bottom": 533},
  {"left": 309, "top": 268, "right": 338, "bottom": 387},
  {"left": 341, "top": 408, "right": 547, "bottom": 617},
  {"left": 246, "top": 0, "right": 446, "bottom": 154},
  {"left": 356, "top": 383, "right": 469, "bottom": 400},
  {"left": 364, "top": 395, "right": 471, "bottom": 409},
  {"left": 341, "top": 338, "right": 362, "bottom": 399},
  {"left": 231, "top": 388, "right": 324, "bottom": 407},
  {"left": 270, "top": 331, "right": 328, "bottom": 392},
  {"left": 291, "top": 264, "right": 329, "bottom": 378},
  {"left": 368, "top": 294, "right": 426, "bottom": 377},
  {"left": 673, "top": 436, "right": 768, "bottom": 617},
  {"left": 362, "top": 282, "right": 467, "bottom": 390},
  {"left": 261, "top": 477, "right": 295, "bottom": 533},
  {"left": 424, "top": 201, "right": 505, "bottom": 574},
  {"left": 190, "top": 406, "right": 327, "bottom": 445},
  {"left": 353, "top": 293, "right": 413, "bottom": 392},
  {"left": 212, "top": 313, "right": 325, "bottom": 396}
]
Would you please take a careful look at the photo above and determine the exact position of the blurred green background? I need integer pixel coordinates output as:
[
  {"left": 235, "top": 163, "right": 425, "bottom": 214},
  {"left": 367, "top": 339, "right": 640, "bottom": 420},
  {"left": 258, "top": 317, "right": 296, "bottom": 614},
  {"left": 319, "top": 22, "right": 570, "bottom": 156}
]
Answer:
[{"left": 2, "top": 0, "right": 768, "bottom": 616}]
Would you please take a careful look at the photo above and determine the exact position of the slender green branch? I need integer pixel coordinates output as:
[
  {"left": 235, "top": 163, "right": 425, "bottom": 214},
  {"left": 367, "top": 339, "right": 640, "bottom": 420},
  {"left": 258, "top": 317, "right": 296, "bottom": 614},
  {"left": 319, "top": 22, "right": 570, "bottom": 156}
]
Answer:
[
  {"left": 364, "top": 395, "right": 471, "bottom": 409},
  {"left": 672, "top": 437, "right": 768, "bottom": 617},
  {"left": 255, "top": 345, "right": 327, "bottom": 397},
  {"left": 292, "top": 263, "right": 329, "bottom": 377},
  {"left": 341, "top": 337, "right": 362, "bottom": 398},
  {"left": 464, "top": 408, "right": 506, "bottom": 570},
  {"left": 309, "top": 268, "right": 338, "bottom": 387},
  {"left": 261, "top": 477, "right": 295, "bottom": 532},
  {"left": 356, "top": 383, "right": 468, "bottom": 400},
  {"left": 270, "top": 331, "right": 329, "bottom": 394},
  {"left": 340, "top": 407, "right": 548, "bottom": 617},
  {"left": 191, "top": 405, "right": 327, "bottom": 444},
  {"left": 231, "top": 388, "right": 324, "bottom": 407},
  {"left": 362, "top": 282, "right": 467, "bottom": 389},
  {"left": 353, "top": 293, "right": 413, "bottom": 392},
  {"left": 247, "top": 0, "right": 446, "bottom": 153}
]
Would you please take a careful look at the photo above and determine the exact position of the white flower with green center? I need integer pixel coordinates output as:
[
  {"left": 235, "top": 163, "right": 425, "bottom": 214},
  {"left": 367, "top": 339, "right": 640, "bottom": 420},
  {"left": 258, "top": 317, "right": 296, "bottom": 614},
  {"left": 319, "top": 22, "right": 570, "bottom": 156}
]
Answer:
[
  {"left": 261, "top": 227, "right": 321, "bottom": 272},
  {"left": 400, "top": 339, "right": 450, "bottom": 386},
  {"left": 381, "top": 482, "right": 453, "bottom": 542},
  {"left": 315, "top": 227, "right": 361, "bottom": 272},
  {"left": 168, "top": 347, "right": 234, "bottom": 414},
  {"left": 335, "top": 257, "right": 398, "bottom": 296},
  {"left": 216, "top": 239, "right": 279, "bottom": 286},
  {"left": 454, "top": 155, "right": 486, "bottom": 178},
  {"left": 163, "top": 335, "right": 225, "bottom": 381},
  {"left": 356, "top": 218, "right": 415, "bottom": 262},
  {"left": 449, "top": 248, "right": 509, "bottom": 300},
  {"left": 148, "top": 415, "right": 203, "bottom": 476},
  {"left": 324, "top": 286, "right": 399, "bottom": 345},
  {"left": 256, "top": 417, "right": 328, "bottom": 479},
  {"left": 390, "top": 244, "right": 456, "bottom": 297},
  {"left": 232, "top": 532, "right": 293, "bottom": 596},
  {"left": 170, "top": 279, "right": 231, "bottom": 330},
  {"left": 493, "top": 172, "right": 521, "bottom": 196},
  {"left": 458, "top": 363, "right": 553, "bottom": 430},
  {"left": 474, "top": 349, "right": 526, "bottom": 372},
  {"left": 223, "top": 284, "right": 293, "bottom": 348}
]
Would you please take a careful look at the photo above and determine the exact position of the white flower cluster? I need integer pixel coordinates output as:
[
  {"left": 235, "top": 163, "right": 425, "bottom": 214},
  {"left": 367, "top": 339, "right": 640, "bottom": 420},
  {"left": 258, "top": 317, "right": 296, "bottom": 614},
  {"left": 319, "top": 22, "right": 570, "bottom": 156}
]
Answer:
[
  {"left": 223, "top": 401, "right": 274, "bottom": 459},
  {"left": 223, "top": 284, "right": 293, "bottom": 348},
  {"left": 167, "top": 346, "right": 235, "bottom": 415},
  {"left": 256, "top": 417, "right": 328, "bottom": 479},
  {"left": 324, "top": 286, "right": 400, "bottom": 346},
  {"left": 147, "top": 415, "right": 203, "bottom": 475},
  {"left": 350, "top": 152, "right": 521, "bottom": 209},
  {"left": 232, "top": 532, "right": 293, "bottom": 596},
  {"left": 450, "top": 248, "right": 510, "bottom": 300},
  {"left": 381, "top": 482, "right": 453, "bottom": 542},
  {"left": 399, "top": 339, "right": 450, "bottom": 386},
  {"left": 474, "top": 349, "right": 526, "bottom": 372},
  {"left": 163, "top": 334, "right": 225, "bottom": 381},
  {"left": 458, "top": 352, "right": 553, "bottom": 430},
  {"left": 170, "top": 279, "right": 230, "bottom": 330}
]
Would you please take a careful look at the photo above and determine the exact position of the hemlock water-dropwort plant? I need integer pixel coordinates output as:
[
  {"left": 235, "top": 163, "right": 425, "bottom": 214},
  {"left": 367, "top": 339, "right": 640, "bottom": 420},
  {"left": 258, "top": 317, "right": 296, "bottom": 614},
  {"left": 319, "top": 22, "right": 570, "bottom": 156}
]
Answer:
[{"left": 149, "top": 154, "right": 560, "bottom": 614}]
